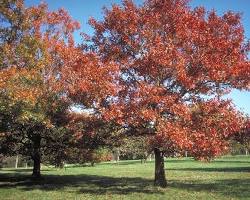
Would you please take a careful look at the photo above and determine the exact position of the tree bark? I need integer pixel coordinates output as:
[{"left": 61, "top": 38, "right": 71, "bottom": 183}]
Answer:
[
  {"left": 32, "top": 135, "right": 41, "bottom": 178},
  {"left": 15, "top": 155, "right": 19, "bottom": 169},
  {"left": 116, "top": 149, "right": 120, "bottom": 162},
  {"left": 113, "top": 149, "right": 120, "bottom": 163},
  {"left": 154, "top": 148, "right": 167, "bottom": 187}
]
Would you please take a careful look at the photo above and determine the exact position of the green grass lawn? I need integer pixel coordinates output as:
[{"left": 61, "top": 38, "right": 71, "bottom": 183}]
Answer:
[{"left": 0, "top": 156, "right": 250, "bottom": 200}]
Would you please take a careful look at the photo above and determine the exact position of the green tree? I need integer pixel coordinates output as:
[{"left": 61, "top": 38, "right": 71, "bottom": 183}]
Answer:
[{"left": 0, "top": 0, "right": 79, "bottom": 177}]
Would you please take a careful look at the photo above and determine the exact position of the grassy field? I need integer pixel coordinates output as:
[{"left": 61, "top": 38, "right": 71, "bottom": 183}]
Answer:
[{"left": 0, "top": 156, "right": 250, "bottom": 200}]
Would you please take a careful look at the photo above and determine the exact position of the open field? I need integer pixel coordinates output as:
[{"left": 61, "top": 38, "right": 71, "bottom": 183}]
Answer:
[{"left": 0, "top": 156, "right": 250, "bottom": 200}]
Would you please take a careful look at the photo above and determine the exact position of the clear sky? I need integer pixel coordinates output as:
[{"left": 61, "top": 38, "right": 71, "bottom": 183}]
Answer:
[{"left": 25, "top": 0, "right": 250, "bottom": 115}]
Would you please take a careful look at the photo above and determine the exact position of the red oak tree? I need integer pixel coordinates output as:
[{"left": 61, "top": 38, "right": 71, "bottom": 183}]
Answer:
[{"left": 88, "top": 0, "right": 250, "bottom": 187}]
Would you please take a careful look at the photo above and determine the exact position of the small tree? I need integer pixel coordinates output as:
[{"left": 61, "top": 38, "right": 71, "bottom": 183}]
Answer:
[
  {"left": 0, "top": 0, "right": 79, "bottom": 178},
  {"left": 119, "top": 135, "right": 152, "bottom": 163},
  {"left": 232, "top": 118, "right": 250, "bottom": 155}
]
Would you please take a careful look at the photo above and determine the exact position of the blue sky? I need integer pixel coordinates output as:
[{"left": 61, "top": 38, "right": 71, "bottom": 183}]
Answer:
[{"left": 25, "top": 0, "right": 250, "bottom": 115}]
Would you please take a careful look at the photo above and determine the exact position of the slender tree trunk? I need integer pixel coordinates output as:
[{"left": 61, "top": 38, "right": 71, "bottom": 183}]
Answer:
[
  {"left": 15, "top": 155, "right": 19, "bottom": 169},
  {"left": 113, "top": 149, "right": 120, "bottom": 163},
  {"left": 245, "top": 148, "right": 249, "bottom": 156},
  {"left": 143, "top": 152, "right": 148, "bottom": 163},
  {"left": 148, "top": 153, "right": 152, "bottom": 161},
  {"left": 154, "top": 148, "right": 167, "bottom": 187},
  {"left": 55, "top": 158, "right": 64, "bottom": 168},
  {"left": 116, "top": 150, "right": 120, "bottom": 162},
  {"left": 32, "top": 135, "right": 41, "bottom": 178}
]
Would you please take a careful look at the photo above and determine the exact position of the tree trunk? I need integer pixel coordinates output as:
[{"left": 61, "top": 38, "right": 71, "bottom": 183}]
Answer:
[
  {"left": 55, "top": 160, "right": 64, "bottom": 168},
  {"left": 154, "top": 148, "right": 167, "bottom": 187},
  {"left": 113, "top": 149, "right": 120, "bottom": 163},
  {"left": 32, "top": 136, "right": 41, "bottom": 178},
  {"left": 32, "top": 154, "right": 41, "bottom": 178},
  {"left": 148, "top": 153, "right": 152, "bottom": 161},
  {"left": 116, "top": 150, "right": 120, "bottom": 162},
  {"left": 245, "top": 148, "right": 249, "bottom": 156},
  {"left": 15, "top": 155, "right": 19, "bottom": 169}
]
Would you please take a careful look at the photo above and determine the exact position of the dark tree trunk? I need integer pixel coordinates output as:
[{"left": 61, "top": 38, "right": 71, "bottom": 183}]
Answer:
[
  {"left": 32, "top": 135, "right": 41, "bottom": 178},
  {"left": 154, "top": 148, "right": 167, "bottom": 187},
  {"left": 32, "top": 154, "right": 41, "bottom": 178},
  {"left": 55, "top": 162, "right": 64, "bottom": 168},
  {"left": 55, "top": 158, "right": 64, "bottom": 168}
]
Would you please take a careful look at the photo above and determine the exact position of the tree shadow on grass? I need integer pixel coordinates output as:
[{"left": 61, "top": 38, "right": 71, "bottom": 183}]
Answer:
[
  {"left": 169, "top": 178, "right": 250, "bottom": 199},
  {"left": 0, "top": 166, "right": 250, "bottom": 198},
  {"left": 0, "top": 172, "right": 161, "bottom": 195},
  {"left": 166, "top": 164, "right": 250, "bottom": 199}
]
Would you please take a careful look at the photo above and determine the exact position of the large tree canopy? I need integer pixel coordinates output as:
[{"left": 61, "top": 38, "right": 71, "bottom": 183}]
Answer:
[{"left": 88, "top": 0, "right": 250, "bottom": 187}]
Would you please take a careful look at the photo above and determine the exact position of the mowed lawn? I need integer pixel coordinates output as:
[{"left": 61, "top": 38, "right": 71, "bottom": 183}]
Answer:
[{"left": 0, "top": 156, "right": 250, "bottom": 200}]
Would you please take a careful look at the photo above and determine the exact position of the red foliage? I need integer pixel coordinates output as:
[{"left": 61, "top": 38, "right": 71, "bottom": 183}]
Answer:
[{"left": 88, "top": 0, "right": 249, "bottom": 160}]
